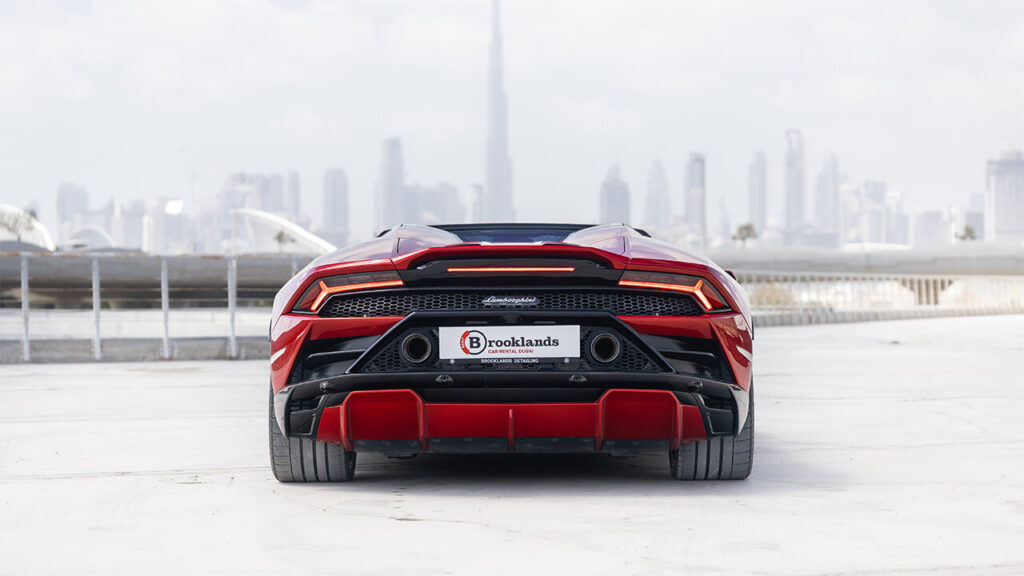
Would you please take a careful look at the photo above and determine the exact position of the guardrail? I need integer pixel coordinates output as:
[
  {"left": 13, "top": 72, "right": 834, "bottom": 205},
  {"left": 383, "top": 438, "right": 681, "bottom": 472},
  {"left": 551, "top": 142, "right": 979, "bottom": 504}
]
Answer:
[
  {"left": 1, "top": 253, "right": 311, "bottom": 362},
  {"left": 2, "top": 253, "right": 1022, "bottom": 362},
  {"left": 734, "top": 270, "right": 1024, "bottom": 327}
]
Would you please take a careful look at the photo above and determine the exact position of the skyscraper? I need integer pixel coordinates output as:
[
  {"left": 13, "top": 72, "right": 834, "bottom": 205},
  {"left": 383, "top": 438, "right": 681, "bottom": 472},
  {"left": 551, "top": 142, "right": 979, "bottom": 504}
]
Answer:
[
  {"left": 374, "top": 138, "right": 405, "bottom": 232},
  {"left": 985, "top": 150, "right": 1024, "bottom": 242},
  {"left": 911, "top": 210, "right": 953, "bottom": 247},
  {"left": 814, "top": 155, "right": 840, "bottom": 234},
  {"left": 469, "top": 184, "right": 484, "bottom": 223},
  {"left": 838, "top": 181, "right": 861, "bottom": 244},
  {"left": 113, "top": 199, "right": 147, "bottom": 250},
  {"left": 747, "top": 152, "right": 766, "bottom": 235},
  {"left": 955, "top": 193, "right": 985, "bottom": 241},
  {"left": 213, "top": 173, "right": 263, "bottom": 251},
  {"left": 322, "top": 168, "right": 348, "bottom": 246},
  {"left": 484, "top": 0, "right": 514, "bottom": 222},
  {"left": 717, "top": 196, "right": 732, "bottom": 242},
  {"left": 406, "top": 183, "right": 467, "bottom": 225},
  {"left": 262, "top": 174, "right": 285, "bottom": 213},
  {"left": 784, "top": 129, "right": 805, "bottom": 241},
  {"left": 286, "top": 171, "right": 301, "bottom": 217},
  {"left": 858, "top": 180, "right": 888, "bottom": 244},
  {"left": 885, "top": 187, "right": 909, "bottom": 245},
  {"left": 599, "top": 165, "right": 630, "bottom": 224},
  {"left": 56, "top": 182, "right": 88, "bottom": 242},
  {"left": 150, "top": 197, "right": 190, "bottom": 255},
  {"left": 644, "top": 160, "right": 670, "bottom": 232},
  {"left": 685, "top": 153, "right": 707, "bottom": 249}
]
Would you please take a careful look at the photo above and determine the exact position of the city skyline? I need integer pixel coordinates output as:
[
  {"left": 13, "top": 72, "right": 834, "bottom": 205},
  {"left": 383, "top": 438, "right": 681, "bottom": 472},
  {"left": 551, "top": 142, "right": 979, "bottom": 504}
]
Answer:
[
  {"left": 1, "top": 1, "right": 1023, "bottom": 246},
  {"left": 23, "top": 138, "right": 1024, "bottom": 253}
]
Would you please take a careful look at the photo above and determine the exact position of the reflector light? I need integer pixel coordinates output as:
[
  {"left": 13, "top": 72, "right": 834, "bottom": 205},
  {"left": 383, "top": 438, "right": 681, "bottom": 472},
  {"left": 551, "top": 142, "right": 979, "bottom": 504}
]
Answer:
[{"left": 446, "top": 266, "right": 576, "bottom": 273}]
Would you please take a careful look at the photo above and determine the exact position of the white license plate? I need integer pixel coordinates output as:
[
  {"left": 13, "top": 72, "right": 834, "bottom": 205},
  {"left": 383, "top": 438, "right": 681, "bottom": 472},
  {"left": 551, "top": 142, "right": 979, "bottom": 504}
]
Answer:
[{"left": 438, "top": 325, "right": 580, "bottom": 361}]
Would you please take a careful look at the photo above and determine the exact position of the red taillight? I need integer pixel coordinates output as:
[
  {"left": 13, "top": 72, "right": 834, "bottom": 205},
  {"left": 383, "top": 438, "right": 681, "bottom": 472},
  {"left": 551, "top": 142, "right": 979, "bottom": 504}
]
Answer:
[
  {"left": 618, "top": 271, "right": 729, "bottom": 312},
  {"left": 293, "top": 271, "right": 403, "bottom": 313},
  {"left": 446, "top": 266, "right": 576, "bottom": 273},
  {"left": 618, "top": 279, "right": 713, "bottom": 310}
]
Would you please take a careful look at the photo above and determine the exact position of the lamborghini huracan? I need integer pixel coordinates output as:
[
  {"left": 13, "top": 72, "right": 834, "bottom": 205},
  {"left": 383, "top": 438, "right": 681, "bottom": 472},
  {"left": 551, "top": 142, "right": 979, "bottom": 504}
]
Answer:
[{"left": 269, "top": 223, "right": 753, "bottom": 481}]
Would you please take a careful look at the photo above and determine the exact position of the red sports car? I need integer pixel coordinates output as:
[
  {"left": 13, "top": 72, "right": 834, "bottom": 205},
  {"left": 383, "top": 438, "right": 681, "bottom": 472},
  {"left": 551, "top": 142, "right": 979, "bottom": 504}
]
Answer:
[{"left": 269, "top": 223, "right": 754, "bottom": 481}]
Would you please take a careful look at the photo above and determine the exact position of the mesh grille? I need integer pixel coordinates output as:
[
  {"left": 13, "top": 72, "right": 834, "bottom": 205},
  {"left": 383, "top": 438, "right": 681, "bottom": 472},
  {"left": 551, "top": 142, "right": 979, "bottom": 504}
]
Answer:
[
  {"left": 363, "top": 344, "right": 405, "bottom": 373},
  {"left": 320, "top": 290, "right": 702, "bottom": 318}
]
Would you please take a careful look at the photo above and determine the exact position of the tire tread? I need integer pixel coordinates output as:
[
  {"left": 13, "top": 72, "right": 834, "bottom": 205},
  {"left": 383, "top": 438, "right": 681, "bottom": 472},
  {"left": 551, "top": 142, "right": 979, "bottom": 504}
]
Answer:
[
  {"left": 670, "top": 383, "right": 755, "bottom": 481},
  {"left": 269, "top": 387, "right": 355, "bottom": 483}
]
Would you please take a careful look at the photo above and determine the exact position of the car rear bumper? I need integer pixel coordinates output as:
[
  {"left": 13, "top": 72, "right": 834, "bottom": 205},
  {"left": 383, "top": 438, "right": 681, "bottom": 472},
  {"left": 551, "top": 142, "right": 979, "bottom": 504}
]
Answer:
[{"left": 273, "top": 379, "right": 749, "bottom": 455}]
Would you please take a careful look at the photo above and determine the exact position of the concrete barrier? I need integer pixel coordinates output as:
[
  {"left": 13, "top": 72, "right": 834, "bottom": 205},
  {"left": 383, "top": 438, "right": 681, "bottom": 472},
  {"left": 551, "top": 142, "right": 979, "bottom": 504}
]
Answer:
[{"left": 0, "top": 337, "right": 270, "bottom": 363}]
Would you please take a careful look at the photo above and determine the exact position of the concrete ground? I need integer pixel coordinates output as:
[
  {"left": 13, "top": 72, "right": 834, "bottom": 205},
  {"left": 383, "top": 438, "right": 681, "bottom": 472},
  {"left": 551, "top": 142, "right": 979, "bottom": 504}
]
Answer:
[{"left": 1, "top": 316, "right": 1022, "bottom": 575}]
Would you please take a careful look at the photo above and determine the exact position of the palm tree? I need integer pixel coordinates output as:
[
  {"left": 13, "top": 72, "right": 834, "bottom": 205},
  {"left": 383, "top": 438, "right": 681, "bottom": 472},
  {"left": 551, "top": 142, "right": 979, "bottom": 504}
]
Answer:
[
  {"left": 274, "top": 230, "right": 295, "bottom": 253},
  {"left": 956, "top": 224, "right": 976, "bottom": 242},
  {"left": 732, "top": 223, "right": 758, "bottom": 248}
]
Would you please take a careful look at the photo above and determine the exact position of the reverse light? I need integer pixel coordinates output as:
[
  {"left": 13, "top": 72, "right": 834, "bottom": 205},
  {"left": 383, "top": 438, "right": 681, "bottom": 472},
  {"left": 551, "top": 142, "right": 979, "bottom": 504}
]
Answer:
[
  {"left": 447, "top": 266, "right": 576, "bottom": 273},
  {"left": 618, "top": 271, "right": 729, "bottom": 312},
  {"left": 293, "top": 271, "right": 403, "bottom": 313}
]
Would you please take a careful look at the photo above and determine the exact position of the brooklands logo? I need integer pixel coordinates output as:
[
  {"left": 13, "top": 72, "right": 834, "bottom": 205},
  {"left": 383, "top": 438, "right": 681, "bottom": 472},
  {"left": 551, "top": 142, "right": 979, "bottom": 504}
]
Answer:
[
  {"left": 459, "top": 330, "right": 488, "bottom": 355},
  {"left": 458, "top": 329, "right": 560, "bottom": 355},
  {"left": 481, "top": 295, "right": 539, "bottom": 306}
]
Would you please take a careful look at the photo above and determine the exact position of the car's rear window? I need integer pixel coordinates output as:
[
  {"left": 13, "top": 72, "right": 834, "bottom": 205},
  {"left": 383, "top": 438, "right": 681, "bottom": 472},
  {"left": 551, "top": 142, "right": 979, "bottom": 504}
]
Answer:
[{"left": 433, "top": 224, "right": 590, "bottom": 243}]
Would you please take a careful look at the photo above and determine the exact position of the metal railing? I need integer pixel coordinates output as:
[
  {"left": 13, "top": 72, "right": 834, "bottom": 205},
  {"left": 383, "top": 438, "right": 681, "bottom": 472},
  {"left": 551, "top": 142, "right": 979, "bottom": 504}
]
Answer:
[
  {"left": 735, "top": 270, "right": 1024, "bottom": 327},
  {"left": 1, "top": 253, "right": 310, "bottom": 362},
  {"left": 2, "top": 252, "right": 1022, "bottom": 362}
]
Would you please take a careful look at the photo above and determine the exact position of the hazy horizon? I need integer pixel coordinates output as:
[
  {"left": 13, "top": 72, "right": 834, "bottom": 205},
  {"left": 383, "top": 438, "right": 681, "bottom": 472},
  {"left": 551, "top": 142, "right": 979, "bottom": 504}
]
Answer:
[{"left": 2, "top": 0, "right": 1022, "bottom": 241}]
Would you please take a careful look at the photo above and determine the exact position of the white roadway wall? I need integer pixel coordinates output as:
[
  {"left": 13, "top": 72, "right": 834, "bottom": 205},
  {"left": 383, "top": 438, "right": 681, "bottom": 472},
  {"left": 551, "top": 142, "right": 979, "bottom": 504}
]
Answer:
[{"left": 0, "top": 308, "right": 271, "bottom": 340}]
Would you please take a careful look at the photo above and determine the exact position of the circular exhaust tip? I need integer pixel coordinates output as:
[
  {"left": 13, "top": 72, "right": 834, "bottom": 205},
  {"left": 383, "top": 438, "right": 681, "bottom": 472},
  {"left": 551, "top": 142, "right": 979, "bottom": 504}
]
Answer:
[
  {"left": 401, "top": 333, "right": 432, "bottom": 364},
  {"left": 590, "top": 333, "right": 621, "bottom": 364}
]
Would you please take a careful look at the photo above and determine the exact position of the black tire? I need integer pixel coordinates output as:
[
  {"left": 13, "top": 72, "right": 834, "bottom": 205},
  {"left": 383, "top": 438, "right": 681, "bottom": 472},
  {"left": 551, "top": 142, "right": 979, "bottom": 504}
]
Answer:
[
  {"left": 670, "top": 382, "right": 754, "bottom": 481},
  {"left": 269, "top": 388, "right": 356, "bottom": 482}
]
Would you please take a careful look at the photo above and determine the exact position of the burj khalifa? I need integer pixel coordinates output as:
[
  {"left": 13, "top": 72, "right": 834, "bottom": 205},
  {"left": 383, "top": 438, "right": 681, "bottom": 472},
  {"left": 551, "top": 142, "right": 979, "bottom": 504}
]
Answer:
[{"left": 484, "top": 0, "right": 515, "bottom": 222}]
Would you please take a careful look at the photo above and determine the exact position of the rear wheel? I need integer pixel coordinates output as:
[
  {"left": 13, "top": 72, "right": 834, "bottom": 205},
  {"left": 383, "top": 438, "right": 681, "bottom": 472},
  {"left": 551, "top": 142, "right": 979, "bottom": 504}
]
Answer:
[
  {"left": 269, "top": 388, "right": 356, "bottom": 482},
  {"left": 669, "top": 382, "right": 754, "bottom": 481}
]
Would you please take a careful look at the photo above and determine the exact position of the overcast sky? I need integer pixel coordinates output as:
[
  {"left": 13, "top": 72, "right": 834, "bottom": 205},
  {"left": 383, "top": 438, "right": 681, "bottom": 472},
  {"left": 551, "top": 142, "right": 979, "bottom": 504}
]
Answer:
[{"left": 1, "top": 0, "right": 1022, "bottom": 241}]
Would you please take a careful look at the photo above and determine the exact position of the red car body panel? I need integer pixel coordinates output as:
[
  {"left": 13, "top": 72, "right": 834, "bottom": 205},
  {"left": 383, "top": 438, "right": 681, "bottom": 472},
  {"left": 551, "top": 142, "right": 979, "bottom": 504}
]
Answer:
[
  {"left": 315, "top": 389, "right": 708, "bottom": 451},
  {"left": 270, "top": 224, "right": 753, "bottom": 453}
]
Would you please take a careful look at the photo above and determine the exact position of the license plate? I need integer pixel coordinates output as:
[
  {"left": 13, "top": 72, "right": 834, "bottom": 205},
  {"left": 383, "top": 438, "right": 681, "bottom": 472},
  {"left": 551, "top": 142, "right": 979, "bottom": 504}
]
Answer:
[{"left": 438, "top": 325, "right": 580, "bottom": 361}]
